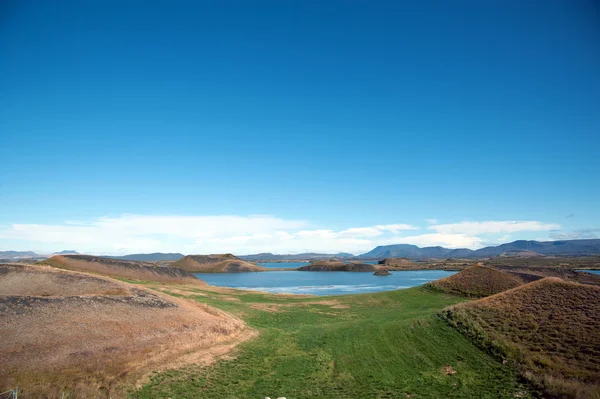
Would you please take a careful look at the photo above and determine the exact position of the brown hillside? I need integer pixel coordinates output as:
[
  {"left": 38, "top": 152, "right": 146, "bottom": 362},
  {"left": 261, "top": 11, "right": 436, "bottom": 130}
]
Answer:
[
  {"left": 172, "top": 254, "right": 266, "bottom": 273},
  {"left": 297, "top": 260, "right": 377, "bottom": 271},
  {"left": 428, "top": 264, "right": 524, "bottom": 297},
  {"left": 441, "top": 278, "right": 600, "bottom": 398},
  {"left": 379, "top": 257, "right": 415, "bottom": 268},
  {"left": 0, "top": 263, "right": 249, "bottom": 398},
  {"left": 43, "top": 254, "right": 201, "bottom": 284}
]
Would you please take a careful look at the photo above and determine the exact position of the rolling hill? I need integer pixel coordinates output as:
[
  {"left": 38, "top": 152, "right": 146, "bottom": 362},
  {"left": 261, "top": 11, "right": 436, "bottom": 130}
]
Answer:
[
  {"left": 171, "top": 254, "right": 266, "bottom": 272},
  {"left": 441, "top": 278, "right": 600, "bottom": 398},
  {"left": 428, "top": 265, "right": 525, "bottom": 297},
  {"left": 0, "top": 263, "right": 246, "bottom": 397},
  {"left": 360, "top": 239, "right": 600, "bottom": 259},
  {"left": 42, "top": 255, "right": 201, "bottom": 284},
  {"left": 297, "top": 260, "right": 378, "bottom": 272}
]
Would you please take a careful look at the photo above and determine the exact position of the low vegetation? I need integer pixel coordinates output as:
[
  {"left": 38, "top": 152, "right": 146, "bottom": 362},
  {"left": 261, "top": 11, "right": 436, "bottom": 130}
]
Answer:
[
  {"left": 131, "top": 284, "right": 531, "bottom": 399},
  {"left": 426, "top": 265, "right": 525, "bottom": 298},
  {"left": 42, "top": 255, "right": 201, "bottom": 284},
  {"left": 0, "top": 263, "right": 247, "bottom": 398},
  {"left": 440, "top": 278, "right": 600, "bottom": 398},
  {"left": 171, "top": 254, "right": 266, "bottom": 272},
  {"left": 297, "top": 259, "right": 377, "bottom": 271}
]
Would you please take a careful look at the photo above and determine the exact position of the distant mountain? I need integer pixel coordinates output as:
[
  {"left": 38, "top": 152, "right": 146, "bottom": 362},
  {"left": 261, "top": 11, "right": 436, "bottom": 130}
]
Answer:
[
  {"left": 360, "top": 244, "right": 453, "bottom": 259},
  {"left": 359, "top": 239, "right": 600, "bottom": 259},
  {"left": 53, "top": 250, "right": 80, "bottom": 255},
  {"left": 240, "top": 252, "right": 354, "bottom": 261},
  {"left": 108, "top": 253, "right": 185, "bottom": 261},
  {"left": 0, "top": 251, "right": 40, "bottom": 259}
]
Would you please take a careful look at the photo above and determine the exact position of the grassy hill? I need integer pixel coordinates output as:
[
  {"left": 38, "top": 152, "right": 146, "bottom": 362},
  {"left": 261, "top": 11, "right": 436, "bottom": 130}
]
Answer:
[
  {"left": 441, "top": 278, "right": 600, "bottom": 398},
  {"left": 42, "top": 255, "right": 201, "bottom": 284},
  {"left": 0, "top": 263, "right": 246, "bottom": 398},
  {"left": 171, "top": 254, "right": 266, "bottom": 272},
  {"left": 297, "top": 260, "right": 377, "bottom": 271},
  {"left": 426, "top": 265, "right": 525, "bottom": 297},
  {"left": 131, "top": 284, "right": 531, "bottom": 398}
]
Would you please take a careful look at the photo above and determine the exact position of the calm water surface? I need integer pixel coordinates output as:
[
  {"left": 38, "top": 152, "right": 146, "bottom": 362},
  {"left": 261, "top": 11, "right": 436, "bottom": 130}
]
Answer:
[
  {"left": 193, "top": 270, "right": 456, "bottom": 296},
  {"left": 578, "top": 270, "right": 600, "bottom": 275}
]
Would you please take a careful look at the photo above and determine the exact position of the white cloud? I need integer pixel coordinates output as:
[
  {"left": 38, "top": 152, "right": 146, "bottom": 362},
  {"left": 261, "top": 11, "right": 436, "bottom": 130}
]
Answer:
[
  {"left": 429, "top": 220, "right": 560, "bottom": 235},
  {"left": 373, "top": 224, "right": 418, "bottom": 233},
  {"left": 0, "top": 215, "right": 418, "bottom": 255},
  {"left": 0, "top": 215, "right": 562, "bottom": 255}
]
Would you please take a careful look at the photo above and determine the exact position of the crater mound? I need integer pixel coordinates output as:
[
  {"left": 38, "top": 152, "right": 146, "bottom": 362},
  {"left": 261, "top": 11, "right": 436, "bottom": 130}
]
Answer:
[
  {"left": 297, "top": 260, "right": 377, "bottom": 271},
  {"left": 171, "top": 254, "right": 266, "bottom": 273},
  {"left": 43, "top": 255, "right": 201, "bottom": 284},
  {"left": 441, "top": 278, "right": 600, "bottom": 398},
  {"left": 0, "top": 263, "right": 248, "bottom": 397},
  {"left": 427, "top": 264, "right": 524, "bottom": 297}
]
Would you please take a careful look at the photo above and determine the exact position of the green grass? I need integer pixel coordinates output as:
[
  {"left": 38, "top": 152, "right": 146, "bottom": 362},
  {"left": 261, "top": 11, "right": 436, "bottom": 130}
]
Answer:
[{"left": 132, "top": 286, "right": 531, "bottom": 399}]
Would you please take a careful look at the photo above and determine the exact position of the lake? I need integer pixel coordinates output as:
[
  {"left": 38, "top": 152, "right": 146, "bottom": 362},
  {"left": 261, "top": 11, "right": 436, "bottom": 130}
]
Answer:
[
  {"left": 578, "top": 270, "right": 600, "bottom": 275},
  {"left": 193, "top": 270, "right": 456, "bottom": 296}
]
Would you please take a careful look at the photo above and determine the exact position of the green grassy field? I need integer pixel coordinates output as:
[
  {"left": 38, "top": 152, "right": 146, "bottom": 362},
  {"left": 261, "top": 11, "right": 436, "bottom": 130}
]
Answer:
[{"left": 132, "top": 285, "right": 531, "bottom": 399}]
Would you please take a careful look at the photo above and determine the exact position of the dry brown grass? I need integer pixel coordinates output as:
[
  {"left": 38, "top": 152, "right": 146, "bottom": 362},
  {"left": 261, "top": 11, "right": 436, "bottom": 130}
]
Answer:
[
  {"left": 441, "top": 278, "right": 600, "bottom": 398},
  {"left": 0, "top": 263, "right": 129, "bottom": 296},
  {"left": 0, "top": 264, "right": 250, "bottom": 398},
  {"left": 297, "top": 260, "right": 377, "bottom": 271},
  {"left": 43, "top": 255, "right": 202, "bottom": 284},
  {"left": 171, "top": 254, "right": 266, "bottom": 272},
  {"left": 428, "top": 265, "right": 525, "bottom": 298}
]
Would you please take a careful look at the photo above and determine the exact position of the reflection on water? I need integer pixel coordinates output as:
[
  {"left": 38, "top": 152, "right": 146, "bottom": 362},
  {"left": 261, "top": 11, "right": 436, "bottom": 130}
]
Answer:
[{"left": 193, "top": 270, "right": 456, "bottom": 296}]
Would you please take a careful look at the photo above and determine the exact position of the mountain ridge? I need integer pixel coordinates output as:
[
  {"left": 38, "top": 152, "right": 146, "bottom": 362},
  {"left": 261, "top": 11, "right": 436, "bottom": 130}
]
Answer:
[{"left": 359, "top": 239, "right": 600, "bottom": 259}]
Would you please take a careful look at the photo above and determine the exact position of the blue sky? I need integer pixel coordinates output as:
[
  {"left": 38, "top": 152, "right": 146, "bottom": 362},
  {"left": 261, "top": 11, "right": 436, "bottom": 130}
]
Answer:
[{"left": 1, "top": 1, "right": 599, "bottom": 255}]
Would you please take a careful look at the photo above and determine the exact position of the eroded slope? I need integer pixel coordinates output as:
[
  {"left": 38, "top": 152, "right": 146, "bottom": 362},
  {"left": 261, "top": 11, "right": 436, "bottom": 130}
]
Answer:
[{"left": 0, "top": 264, "right": 248, "bottom": 398}]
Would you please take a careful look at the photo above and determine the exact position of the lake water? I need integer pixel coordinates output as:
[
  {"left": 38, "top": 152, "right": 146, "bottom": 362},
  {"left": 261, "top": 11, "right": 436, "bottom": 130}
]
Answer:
[
  {"left": 193, "top": 270, "right": 456, "bottom": 296},
  {"left": 578, "top": 270, "right": 600, "bottom": 275}
]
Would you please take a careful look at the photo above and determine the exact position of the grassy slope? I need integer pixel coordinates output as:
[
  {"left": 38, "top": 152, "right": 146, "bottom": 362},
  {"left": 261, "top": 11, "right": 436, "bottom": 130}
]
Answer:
[
  {"left": 440, "top": 278, "right": 600, "bottom": 398},
  {"left": 426, "top": 265, "right": 524, "bottom": 298},
  {"left": 132, "top": 285, "right": 530, "bottom": 399}
]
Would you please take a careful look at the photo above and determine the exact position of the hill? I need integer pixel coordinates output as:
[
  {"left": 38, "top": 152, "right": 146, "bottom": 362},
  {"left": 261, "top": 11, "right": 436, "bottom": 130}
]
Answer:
[
  {"left": 359, "top": 239, "right": 600, "bottom": 259},
  {"left": 428, "top": 265, "right": 524, "bottom": 297},
  {"left": 239, "top": 252, "right": 354, "bottom": 261},
  {"left": 441, "top": 278, "right": 600, "bottom": 398},
  {"left": 109, "top": 252, "right": 185, "bottom": 261},
  {"left": 171, "top": 254, "right": 266, "bottom": 272},
  {"left": 43, "top": 255, "right": 201, "bottom": 284},
  {"left": 0, "top": 263, "right": 247, "bottom": 397},
  {"left": 297, "top": 260, "right": 377, "bottom": 271}
]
